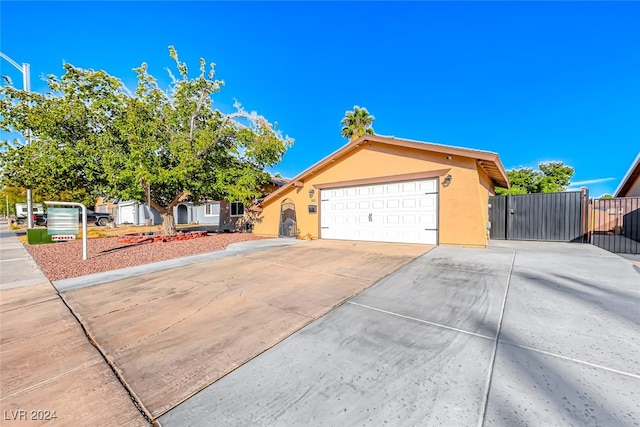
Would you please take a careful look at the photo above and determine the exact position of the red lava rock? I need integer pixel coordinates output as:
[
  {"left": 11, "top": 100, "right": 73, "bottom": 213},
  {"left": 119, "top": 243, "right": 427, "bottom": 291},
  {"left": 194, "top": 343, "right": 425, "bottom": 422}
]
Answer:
[
  {"left": 25, "top": 233, "right": 266, "bottom": 282},
  {"left": 116, "top": 231, "right": 208, "bottom": 244}
]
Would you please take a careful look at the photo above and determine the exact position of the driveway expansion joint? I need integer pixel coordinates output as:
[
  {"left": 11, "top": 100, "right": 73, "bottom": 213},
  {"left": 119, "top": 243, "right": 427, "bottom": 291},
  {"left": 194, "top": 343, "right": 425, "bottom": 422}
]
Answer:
[
  {"left": 347, "top": 301, "right": 494, "bottom": 340},
  {"left": 497, "top": 340, "right": 640, "bottom": 380},
  {"left": 55, "top": 290, "right": 155, "bottom": 425},
  {"left": 478, "top": 249, "right": 516, "bottom": 427},
  {"left": 0, "top": 358, "right": 103, "bottom": 402},
  {"left": 0, "top": 296, "right": 60, "bottom": 313}
]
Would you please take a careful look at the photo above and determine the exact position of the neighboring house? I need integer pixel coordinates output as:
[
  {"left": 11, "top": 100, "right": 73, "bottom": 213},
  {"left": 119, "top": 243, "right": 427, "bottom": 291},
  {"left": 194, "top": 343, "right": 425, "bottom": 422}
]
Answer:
[
  {"left": 96, "top": 197, "right": 163, "bottom": 225},
  {"left": 614, "top": 152, "right": 640, "bottom": 197},
  {"left": 609, "top": 153, "right": 640, "bottom": 245},
  {"left": 118, "top": 201, "right": 162, "bottom": 226},
  {"left": 173, "top": 200, "right": 246, "bottom": 230},
  {"left": 252, "top": 135, "right": 510, "bottom": 248},
  {"left": 94, "top": 197, "right": 118, "bottom": 218},
  {"left": 173, "top": 178, "right": 288, "bottom": 231}
]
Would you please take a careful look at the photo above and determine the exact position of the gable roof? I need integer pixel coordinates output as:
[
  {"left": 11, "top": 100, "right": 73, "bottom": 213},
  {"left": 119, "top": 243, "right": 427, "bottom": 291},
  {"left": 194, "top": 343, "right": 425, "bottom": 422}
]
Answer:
[
  {"left": 262, "top": 135, "right": 510, "bottom": 205},
  {"left": 614, "top": 152, "right": 640, "bottom": 197}
]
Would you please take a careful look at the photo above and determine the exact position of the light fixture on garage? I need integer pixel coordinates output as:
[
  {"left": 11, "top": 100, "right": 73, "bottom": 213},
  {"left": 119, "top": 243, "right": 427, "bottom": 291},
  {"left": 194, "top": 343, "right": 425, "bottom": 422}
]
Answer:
[
  {"left": 308, "top": 188, "right": 315, "bottom": 198},
  {"left": 443, "top": 174, "right": 452, "bottom": 187}
]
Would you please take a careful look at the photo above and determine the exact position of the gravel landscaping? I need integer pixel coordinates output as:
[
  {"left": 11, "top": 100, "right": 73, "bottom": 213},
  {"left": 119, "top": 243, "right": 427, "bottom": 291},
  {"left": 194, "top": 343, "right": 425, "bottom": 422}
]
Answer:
[{"left": 25, "top": 232, "right": 265, "bottom": 281}]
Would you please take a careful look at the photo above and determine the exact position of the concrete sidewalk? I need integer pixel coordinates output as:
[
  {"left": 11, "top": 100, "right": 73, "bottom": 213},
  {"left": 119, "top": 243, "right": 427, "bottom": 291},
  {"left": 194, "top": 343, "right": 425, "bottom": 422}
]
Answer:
[
  {"left": 0, "top": 222, "right": 149, "bottom": 426},
  {"left": 0, "top": 225, "right": 48, "bottom": 290}
]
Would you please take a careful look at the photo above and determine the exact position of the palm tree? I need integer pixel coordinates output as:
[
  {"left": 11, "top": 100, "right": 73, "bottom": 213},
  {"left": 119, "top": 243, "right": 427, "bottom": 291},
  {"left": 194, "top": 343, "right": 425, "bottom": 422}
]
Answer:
[{"left": 340, "top": 106, "right": 375, "bottom": 142}]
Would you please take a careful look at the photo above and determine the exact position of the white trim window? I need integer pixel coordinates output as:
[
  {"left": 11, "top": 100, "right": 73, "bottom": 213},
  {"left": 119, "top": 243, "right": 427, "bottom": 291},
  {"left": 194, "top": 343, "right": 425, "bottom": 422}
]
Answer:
[
  {"left": 230, "top": 201, "right": 245, "bottom": 217},
  {"left": 204, "top": 202, "right": 219, "bottom": 217}
]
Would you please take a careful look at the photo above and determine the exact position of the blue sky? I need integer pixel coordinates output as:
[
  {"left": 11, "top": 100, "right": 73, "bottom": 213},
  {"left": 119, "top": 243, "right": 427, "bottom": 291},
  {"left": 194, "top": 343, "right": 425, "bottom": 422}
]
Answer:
[{"left": 1, "top": 1, "right": 639, "bottom": 197}]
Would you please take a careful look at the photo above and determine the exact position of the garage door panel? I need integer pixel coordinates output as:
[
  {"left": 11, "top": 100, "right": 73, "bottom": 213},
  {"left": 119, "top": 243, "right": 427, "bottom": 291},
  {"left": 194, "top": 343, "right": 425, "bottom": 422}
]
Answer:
[
  {"left": 401, "top": 182, "right": 417, "bottom": 192},
  {"left": 420, "top": 197, "right": 436, "bottom": 208},
  {"left": 419, "top": 214, "right": 437, "bottom": 227},
  {"left": 402, "top": 215, "right": 416, "bottom": 224},
  {"left": 385, "top": 184, "right": 400, "bottom": 193},
  {"left": 420, "top": 179, "right": 438, "bottom": 193},
  {"left": 402, "top": 198, "right": 417, "bottom": 208},
  {"left": 358, "top": 187, "right": 371, "bottom": 196},
  {"left": 320, "top": 178, "right": 438, "bottom": 244},
  {"left": 371, "top": 214, "right": 385, "bottom": 224},
  {"left": 387, "top": 199, "right": 400, "bottom": 209}
]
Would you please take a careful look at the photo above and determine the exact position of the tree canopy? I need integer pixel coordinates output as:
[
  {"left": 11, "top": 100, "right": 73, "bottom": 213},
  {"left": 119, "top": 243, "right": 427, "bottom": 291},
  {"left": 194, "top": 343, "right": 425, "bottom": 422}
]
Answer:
[
  {"left": 495, "top": 161, "right": 574, "bottom": 195},
  {"left": 340, "top": 106, "right": 374, "bottom": 142},
  {"left": 0, "top": 47, "right": 293, "bottom": 222}
]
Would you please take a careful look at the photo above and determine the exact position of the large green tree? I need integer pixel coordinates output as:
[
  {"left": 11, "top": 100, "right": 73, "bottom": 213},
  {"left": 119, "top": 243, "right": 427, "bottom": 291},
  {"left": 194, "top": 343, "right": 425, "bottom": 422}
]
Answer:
[
  {"left": 340, "top": 106, "right": 375, "bottom": 142},
  {"left": 495, "top": 161, "right": 574, "bottom": 195},
  {"left": 0, "top": 47, "right": 293, "bottom": 233}
]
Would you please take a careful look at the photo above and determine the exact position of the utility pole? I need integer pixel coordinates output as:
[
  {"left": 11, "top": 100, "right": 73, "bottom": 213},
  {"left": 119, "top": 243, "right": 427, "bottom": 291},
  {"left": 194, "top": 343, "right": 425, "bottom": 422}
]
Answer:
[{"left": 0, "top": 52, "right": 33, "bottom": 228}]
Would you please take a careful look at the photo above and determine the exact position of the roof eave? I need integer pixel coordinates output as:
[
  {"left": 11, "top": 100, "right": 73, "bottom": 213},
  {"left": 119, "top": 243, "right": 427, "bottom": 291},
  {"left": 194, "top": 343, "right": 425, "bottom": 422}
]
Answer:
[
  {"left": 260, "top": 135, "right": 511, "bottom": 205},
  {"left": 614, "top": 152, "right": 640, "bottom": 197}
]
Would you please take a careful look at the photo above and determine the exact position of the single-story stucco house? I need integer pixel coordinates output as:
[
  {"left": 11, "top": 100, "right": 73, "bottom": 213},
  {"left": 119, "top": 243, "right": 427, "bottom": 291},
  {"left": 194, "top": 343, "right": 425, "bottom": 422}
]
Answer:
[
  {"left": 251, "top": 135, "right": 510, "bottom": 247},
  {"left": 614, "top": 152, "right": 640, "bottom": 197}
]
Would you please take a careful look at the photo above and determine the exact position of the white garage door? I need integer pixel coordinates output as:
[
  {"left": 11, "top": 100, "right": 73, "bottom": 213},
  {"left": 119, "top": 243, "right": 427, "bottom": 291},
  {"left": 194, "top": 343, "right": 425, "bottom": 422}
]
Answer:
[
  {"left": 320, "top": 179, "right": 438, "bottom": 244},
  {"left": 120, "top": 205, "right": 136, "bottom": 224}
]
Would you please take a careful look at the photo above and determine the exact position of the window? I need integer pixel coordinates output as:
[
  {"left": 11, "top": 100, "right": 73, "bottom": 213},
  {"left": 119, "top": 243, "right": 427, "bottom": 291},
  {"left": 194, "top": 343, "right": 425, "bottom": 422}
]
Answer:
[
  {"left": 230, "top": 202, "right": 244, "bottom": 217},
  {"left": 204, "top": 203, "right": 219, "bottom": 217}
]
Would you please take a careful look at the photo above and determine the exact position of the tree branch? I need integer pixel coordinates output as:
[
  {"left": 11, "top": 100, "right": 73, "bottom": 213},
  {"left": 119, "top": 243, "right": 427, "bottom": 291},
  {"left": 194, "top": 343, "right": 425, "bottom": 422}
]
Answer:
[{"left": 188, "top": 88, "right": 208, "bottom": 144}]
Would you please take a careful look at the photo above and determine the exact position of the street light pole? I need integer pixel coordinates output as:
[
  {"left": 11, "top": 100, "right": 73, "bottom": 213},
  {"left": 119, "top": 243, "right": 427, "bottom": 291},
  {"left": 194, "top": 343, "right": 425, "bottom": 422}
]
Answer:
[{"left": 0, "top": 52, "right": 33, "bottom": 228}]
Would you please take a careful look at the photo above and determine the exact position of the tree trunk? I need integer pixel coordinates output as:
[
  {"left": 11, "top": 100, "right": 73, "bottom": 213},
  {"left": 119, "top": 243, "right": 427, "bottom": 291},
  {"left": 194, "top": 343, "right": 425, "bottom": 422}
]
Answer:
[{"left": 162, "top": 213, "right": 177, "bottom": 236}]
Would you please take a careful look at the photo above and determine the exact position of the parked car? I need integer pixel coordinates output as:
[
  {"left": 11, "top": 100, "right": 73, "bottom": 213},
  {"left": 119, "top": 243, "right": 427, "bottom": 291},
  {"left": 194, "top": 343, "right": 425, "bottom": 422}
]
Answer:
[
  {"left": 33, "top": 213, "right": 47, "bottom": 226},
  {"left": 38, "top": 209, "right": 113, "bottom": 227},
  {"left": 86, "top": 209, "right": 114, "bottom": 226}
]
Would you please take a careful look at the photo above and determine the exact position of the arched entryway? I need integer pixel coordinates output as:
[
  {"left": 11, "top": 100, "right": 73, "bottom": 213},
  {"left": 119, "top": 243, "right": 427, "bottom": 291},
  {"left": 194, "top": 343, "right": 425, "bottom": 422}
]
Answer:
[
  {"left": 279, "top": 199, "right": 297, "bottom": 237},
  {"left": 177, "top": 204, "right": 189, "bottom": 224}
]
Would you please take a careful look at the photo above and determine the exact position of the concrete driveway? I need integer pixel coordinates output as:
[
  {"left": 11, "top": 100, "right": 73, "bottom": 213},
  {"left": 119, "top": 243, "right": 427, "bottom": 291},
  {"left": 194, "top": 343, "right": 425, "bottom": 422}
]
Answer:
[
  {"left": 60, "top": 240, "right": 432, "bottom": 420},
  {"left": 159, "top": 240, "right": 640, "bottom": 426}
]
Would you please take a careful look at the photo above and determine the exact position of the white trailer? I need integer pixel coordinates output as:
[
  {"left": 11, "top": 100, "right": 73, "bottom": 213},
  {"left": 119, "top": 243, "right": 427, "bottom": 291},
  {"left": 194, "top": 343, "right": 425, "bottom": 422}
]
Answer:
[{"left": 14, "top": 202, "right": 44, "bottom": 224}]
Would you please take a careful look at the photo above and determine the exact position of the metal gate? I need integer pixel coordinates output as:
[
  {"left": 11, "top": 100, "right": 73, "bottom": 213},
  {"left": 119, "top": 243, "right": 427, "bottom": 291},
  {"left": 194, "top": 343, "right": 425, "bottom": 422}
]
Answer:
[
  {"left": 489, "top": 190, "right": 589, "bottom": 242},
  {"left": 279, "top": 199, "right": 297, "bottom": 238},
  {"left": 590, "top": 197, "right": 640, "bottom": 254}
]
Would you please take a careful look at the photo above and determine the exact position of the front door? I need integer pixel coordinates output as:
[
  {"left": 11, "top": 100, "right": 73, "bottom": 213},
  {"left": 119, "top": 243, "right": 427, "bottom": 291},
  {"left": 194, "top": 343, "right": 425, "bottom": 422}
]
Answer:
[{"left": 177, "top": 204, "right": 189, "bottom": 224}]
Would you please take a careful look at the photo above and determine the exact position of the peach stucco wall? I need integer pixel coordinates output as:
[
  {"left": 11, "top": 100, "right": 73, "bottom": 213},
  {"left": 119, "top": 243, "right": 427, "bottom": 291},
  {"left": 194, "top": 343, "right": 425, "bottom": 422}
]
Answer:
[{"left": 252, "top": 141, "right": 496, "bottom": 247}]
